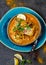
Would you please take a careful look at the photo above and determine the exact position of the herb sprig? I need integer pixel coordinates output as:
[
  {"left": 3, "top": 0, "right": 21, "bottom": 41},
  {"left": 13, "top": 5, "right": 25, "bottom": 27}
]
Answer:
[
  {"left": 13, "top": 19, "right": 31, "bottom": 32},
  {"left": 20, "top": 59, "right": 32, "bottom": 65}
]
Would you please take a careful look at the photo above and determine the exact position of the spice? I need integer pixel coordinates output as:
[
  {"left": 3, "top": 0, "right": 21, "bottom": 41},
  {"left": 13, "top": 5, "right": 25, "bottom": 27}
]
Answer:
[
  {"left": 6, "top": 0, "right": 17, "bottom": 8},
  {"left": 42, "top": 44, "right": 46, "bottom": 53},
  {"left": 6, "top": 0, "right": 26, "bottom": 8},
  {"left": 10, "top": 4, "right": 17, "bottom": 8},
  {"left": 6, "top": 0, "right": 14, "bottom": 6},
  {"left": 37, "top": 56, "right": 44, "bottom": 64},
  {"left": 18, "top": 2, "right": 25, "bottom": 6},
  {"left": 6, "top": 0, "right": 25, "bottom": 8}
]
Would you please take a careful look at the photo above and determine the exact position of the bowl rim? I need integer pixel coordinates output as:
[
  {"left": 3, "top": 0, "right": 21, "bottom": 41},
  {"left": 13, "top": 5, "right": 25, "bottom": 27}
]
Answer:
[{"left": 7, "top": 13, "right": 41, "bottom": 46}]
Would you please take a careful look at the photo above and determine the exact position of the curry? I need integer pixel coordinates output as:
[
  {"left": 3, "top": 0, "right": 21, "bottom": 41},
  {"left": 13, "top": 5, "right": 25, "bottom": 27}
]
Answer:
[{"left": 7, "top": 13, "right": 41, "bottom": 46}]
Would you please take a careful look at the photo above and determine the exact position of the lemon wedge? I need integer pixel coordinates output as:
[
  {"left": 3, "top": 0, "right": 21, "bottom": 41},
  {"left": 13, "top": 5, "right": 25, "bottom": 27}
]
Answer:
[
  {"left": 14, "top": 54, "right": 22, "bottom": 61},
  {"left": 17, "top": 14, "right": 26, "bottom": 20},
  {"left": 14, "top": 58, "right": 19, "bottom": 65}
]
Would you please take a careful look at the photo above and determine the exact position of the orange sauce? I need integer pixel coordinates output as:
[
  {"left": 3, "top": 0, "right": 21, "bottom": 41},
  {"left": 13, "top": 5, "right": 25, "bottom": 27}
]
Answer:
[{"left": 8, "top": 14, "right": 41, "bottom": 46}]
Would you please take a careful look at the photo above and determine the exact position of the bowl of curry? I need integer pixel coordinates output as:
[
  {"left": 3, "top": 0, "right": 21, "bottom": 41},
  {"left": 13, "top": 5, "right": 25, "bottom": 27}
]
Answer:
[{"left": 7, "top": 13, "right": 41, "bottom": 46}]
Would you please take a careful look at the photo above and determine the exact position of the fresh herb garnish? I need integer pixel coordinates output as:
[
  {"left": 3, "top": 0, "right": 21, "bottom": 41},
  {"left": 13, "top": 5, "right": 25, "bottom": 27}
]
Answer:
[
  {"left": 20, "top": 59, "right": 32, "bottom": 65},
  {"left": 20, "top": 59, "right": 26, "bottom": 65},
  {"left": 13, "top": 22, "right": 21, "bottom": 32},
  {"left": 13, "top": 19, "right": 31, "bottom": 32},
  {"left": 26, "top": 60, "right": 32, "bottom": 64},
  {"left": 18, "top": 27, "right": 24, "bottom": 31},
  {"left": 26, "top": 24, "right": 31, "bottom": 30},
  {"left": 13, "top": 25, "right": 24, "bottom": 32},
  {"left": 16, "top": 22, "right": 21, "bottom": 28},
  {"left": 13, "top": 26, "right": 17, "bottom": 32},
  {"left": 13, "top": 19, "right": 25, "bottom": 32},
  {"left": 20, "top": 19, "right": 24, "bottom": 22},
  {"left": 18, "top": 19, "right": 24, "bottom": 23}
]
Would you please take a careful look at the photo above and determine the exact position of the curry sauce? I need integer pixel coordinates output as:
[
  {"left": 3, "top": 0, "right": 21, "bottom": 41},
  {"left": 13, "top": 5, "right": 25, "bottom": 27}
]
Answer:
[{"left": 7, "top": 14, "right": 41, "bottom": 46}]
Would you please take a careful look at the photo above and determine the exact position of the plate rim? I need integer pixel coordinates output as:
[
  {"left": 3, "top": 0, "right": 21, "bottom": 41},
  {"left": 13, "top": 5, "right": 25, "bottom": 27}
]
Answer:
[{"left": 0, "top": 7, "right": 46, "bottom": 52}]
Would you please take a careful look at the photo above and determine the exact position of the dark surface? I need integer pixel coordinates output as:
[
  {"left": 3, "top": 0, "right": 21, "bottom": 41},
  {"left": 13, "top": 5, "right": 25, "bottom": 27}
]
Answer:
[{"left": 0, "top": 0, "right": 46, "bottom": 65}]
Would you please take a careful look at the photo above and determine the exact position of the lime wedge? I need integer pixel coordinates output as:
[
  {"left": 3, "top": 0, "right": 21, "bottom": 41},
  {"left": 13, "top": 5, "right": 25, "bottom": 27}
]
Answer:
[
  {"left": 17, "top": 14, "right": 26, "bottom": 20},
  {"left": 14, "top": 58, "right": 19, "bottom": 65},
  {"left": 14, "top": 54, "right": 22, "bottom": 61}
]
